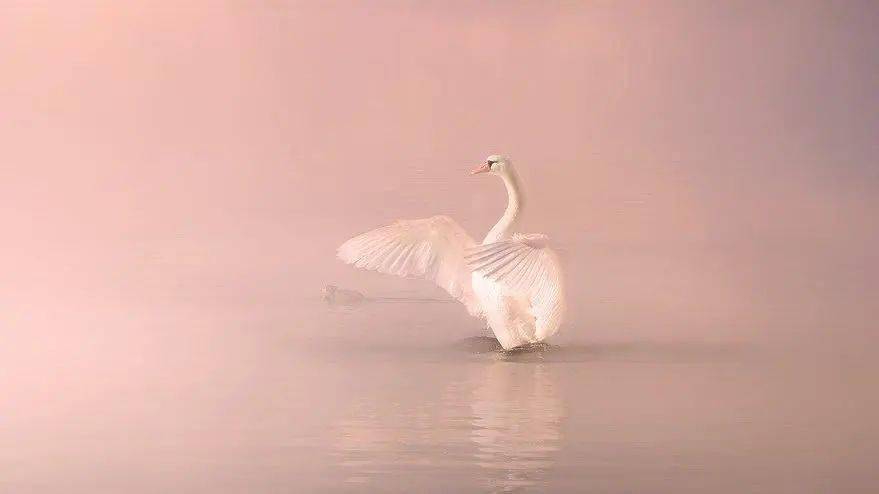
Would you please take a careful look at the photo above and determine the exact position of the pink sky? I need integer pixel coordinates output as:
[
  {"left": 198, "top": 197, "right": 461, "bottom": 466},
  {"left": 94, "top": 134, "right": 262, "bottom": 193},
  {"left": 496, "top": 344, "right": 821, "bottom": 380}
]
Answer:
[{"left": 2, "top": 1, "right": 878, "bottom": 346}]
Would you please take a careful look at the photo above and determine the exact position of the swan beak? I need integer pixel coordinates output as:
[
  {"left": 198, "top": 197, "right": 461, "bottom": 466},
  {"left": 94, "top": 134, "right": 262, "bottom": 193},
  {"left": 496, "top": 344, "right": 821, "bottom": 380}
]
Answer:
[{"left": 471, "top": 162, "right": 491, "bottom": 175}]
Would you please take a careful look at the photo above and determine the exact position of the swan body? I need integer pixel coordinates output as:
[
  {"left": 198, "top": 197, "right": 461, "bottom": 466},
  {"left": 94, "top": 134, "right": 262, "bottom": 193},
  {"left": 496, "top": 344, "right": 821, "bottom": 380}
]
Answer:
[{"left": 336, "top": 155, "right": 565, "bottom": 350}]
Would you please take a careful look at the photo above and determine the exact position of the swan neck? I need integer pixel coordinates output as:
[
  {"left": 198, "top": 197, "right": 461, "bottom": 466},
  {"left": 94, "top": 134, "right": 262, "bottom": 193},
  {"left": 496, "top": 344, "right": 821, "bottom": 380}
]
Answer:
[{"left": 484, "top": 171, "right": 524, "bottom": 243}]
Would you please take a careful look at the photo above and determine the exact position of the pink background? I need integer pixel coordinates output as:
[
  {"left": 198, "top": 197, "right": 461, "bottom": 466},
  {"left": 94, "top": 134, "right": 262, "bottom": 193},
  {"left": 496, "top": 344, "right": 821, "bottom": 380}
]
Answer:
[
  {"left": 2, "top": 3, "right": 878, "bottom": 492},
  {"left": 4, "top": 2, "right": 877, "bottom": 346}
]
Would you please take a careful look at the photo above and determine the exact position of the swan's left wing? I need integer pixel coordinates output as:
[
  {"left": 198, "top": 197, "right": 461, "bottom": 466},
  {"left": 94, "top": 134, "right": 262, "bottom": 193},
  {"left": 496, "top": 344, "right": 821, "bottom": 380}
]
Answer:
[
  {"left": 466, "top": 234, "right": 565, "bottom": 327},
  {"left": 337, "top": 215, "right": 481, "bottom": 315}
]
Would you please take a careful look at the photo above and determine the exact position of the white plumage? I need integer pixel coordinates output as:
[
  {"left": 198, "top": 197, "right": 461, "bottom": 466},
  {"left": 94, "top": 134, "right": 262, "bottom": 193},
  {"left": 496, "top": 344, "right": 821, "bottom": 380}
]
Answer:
[
  {"left": 337, "top": 215, "right": 481, "bottom": 316},
  {"left": 336, "top": 155, "right": 565, "bottom": 350}
]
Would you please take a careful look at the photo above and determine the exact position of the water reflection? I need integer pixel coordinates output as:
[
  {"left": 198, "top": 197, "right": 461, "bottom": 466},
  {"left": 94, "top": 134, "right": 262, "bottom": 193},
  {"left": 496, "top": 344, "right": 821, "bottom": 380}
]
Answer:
[
  {"left": 332, "top": 359, "right": 565, "bottom": 492},
  {"left": 469, "top": 362, "right": 563, "bottom": 492}
]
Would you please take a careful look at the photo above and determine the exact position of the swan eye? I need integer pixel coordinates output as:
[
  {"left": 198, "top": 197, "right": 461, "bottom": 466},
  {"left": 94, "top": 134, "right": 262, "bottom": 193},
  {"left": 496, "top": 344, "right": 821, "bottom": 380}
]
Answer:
[{"left": 487, "top": 159, "right": 496, "bottom": 167}]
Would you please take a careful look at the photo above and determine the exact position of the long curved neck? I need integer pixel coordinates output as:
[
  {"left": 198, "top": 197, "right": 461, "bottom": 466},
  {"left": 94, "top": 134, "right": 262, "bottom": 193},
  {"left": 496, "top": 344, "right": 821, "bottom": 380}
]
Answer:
[{"left": 483, "top": 171, "right": 524, "bottom": 244}]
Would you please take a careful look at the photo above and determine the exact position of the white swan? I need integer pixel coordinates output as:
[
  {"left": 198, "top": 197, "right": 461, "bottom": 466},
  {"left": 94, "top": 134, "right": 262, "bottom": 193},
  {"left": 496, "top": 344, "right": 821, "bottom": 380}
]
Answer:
[{"left": 337, "top": 155, "right": 565, "bottom": 350}]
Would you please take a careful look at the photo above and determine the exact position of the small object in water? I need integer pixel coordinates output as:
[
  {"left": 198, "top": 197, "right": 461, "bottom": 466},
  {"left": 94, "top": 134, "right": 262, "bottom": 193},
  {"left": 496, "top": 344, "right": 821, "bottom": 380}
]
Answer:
[
  {"left": 322, "top": 284, "right": 365, "bottom": 308},
  {"left": 323, "top": 284, "right": 455, "bottom": 308}
]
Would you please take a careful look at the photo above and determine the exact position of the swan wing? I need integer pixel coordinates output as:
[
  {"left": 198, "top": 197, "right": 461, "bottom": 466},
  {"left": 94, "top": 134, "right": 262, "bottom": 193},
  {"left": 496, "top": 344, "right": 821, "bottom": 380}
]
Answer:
[
  {"left": 337, "top": 215, "right": 480, "bottom": 315},
  {"left": 465, "top": 233, "right": 565, "bottom": 327}
]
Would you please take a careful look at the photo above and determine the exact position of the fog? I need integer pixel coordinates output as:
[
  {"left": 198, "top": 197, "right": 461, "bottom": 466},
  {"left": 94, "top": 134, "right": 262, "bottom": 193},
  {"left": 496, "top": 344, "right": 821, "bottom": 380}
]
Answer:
[{"left": 2, "top": 2, "right": 878, "bottom": 492}]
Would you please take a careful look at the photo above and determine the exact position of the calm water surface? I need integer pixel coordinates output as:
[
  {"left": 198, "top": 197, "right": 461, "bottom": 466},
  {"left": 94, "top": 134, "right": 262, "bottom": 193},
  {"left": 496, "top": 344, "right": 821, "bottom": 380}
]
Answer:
[{"left": 2, "top": 303, "right": 876, "bottom": 493}]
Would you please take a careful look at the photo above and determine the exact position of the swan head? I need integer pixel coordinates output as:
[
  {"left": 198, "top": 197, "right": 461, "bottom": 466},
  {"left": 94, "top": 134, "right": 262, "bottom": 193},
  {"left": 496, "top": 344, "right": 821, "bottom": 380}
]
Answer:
[{"left": 471, "top": 155, "right": 513, "bottom": 177}]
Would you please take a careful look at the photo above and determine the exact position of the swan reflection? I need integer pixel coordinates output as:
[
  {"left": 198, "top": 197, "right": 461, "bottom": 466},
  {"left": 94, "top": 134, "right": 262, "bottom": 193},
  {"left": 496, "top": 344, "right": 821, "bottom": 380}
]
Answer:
[
  {"left": 332, "top": 359, "right": 565, "bottom": 492},
  {"left": 469, "top": 361, "right": 563, "bottom": 492}
]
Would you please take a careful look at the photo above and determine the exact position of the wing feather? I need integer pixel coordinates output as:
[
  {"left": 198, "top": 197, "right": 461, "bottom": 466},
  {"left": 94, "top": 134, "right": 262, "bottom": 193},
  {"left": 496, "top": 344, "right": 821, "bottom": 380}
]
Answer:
[
  {"left": 465, "top": 244, "right": 520, "bottom": 266},
  {"left": 465, "top": 233, "right": 565, "bottom": 337},
  {"left": 337, "top": 216, "right": 480, "bottom": 315}
]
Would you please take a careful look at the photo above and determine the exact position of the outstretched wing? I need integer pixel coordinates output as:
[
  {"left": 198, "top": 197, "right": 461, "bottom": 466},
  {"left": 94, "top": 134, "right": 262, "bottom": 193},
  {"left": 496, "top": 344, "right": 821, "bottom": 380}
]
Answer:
[
  {"left": 465, "top": 233, "right": 565, "bottom": 329},
  {"left": 337, "top": 215, "right": 480, "bottom": 315}
]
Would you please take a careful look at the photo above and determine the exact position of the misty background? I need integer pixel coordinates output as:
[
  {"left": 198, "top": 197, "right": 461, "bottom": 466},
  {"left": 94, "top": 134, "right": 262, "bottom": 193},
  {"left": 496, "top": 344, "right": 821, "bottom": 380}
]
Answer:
[
  {"left": 3, "top": 1, "right": 876, "bottom": 347},
  {"left": 1, "top": 2, "right": 878, "bottom": 492}
]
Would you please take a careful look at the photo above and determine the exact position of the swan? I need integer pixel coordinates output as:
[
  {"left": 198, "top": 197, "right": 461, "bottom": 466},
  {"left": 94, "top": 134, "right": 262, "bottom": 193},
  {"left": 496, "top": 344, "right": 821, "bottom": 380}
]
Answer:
[{"left": 336, "top": 155, "right": 565, "bottom": 350}]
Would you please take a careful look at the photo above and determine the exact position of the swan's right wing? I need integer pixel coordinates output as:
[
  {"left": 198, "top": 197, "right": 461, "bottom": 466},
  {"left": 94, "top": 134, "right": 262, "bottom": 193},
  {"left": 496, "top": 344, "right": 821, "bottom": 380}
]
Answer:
[
  {"left": 465, "top": 233, "right": 565, "bottom": 335},
  {"left": 337, "top": 215, "right": 481, "bottom": 315}
]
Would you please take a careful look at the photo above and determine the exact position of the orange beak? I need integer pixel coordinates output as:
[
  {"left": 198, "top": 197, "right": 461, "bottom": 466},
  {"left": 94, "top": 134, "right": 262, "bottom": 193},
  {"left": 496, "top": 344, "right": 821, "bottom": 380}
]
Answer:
[{"left": 470, "top": 162, "right": 491, "bottom": 175}]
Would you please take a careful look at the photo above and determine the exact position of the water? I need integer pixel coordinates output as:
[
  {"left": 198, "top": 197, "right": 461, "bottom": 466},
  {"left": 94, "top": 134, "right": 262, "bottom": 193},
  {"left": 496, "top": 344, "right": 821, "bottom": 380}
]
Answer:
[{"left": 2, "top": 302, "right": 877, "bottom": 493}]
